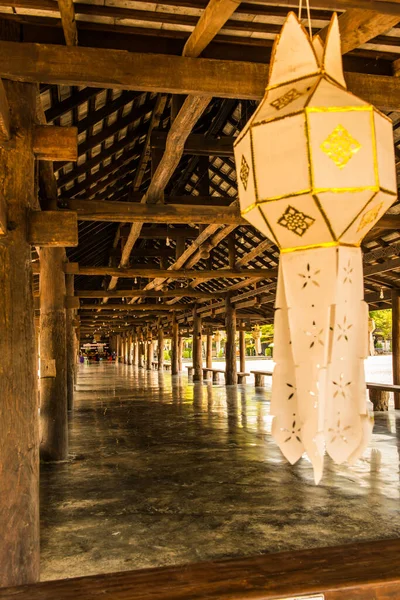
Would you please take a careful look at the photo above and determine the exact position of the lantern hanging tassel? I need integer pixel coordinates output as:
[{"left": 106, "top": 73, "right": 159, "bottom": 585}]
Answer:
[
  {"left": 233, "top": 11, "right": 397, "bottom": 482},
  {"left": 271, "top": 245, "right": 373, "bottom": 484}
]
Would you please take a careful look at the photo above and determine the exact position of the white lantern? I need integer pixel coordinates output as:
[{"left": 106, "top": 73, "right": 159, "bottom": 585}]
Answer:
[{"left": 234, "top": 13, "right": 397, "bottom": 483}]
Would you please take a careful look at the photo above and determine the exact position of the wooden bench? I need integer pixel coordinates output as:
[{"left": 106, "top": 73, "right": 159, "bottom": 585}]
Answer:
[
  {"left": 202, "top": 367, "right": 225, "bottom": 383},
  {"left": 367, "top": 382, "right": 400, "bottom": 410},
  {"left": 151, "top": 361, "right": 158, "bottom": 370},
  {"left": 251, "top": 370, "right": 273, "bottom": 387},
  {"left": 186, "top": 365, "right": 194, "bottom": 377},
  {"left": 249, "top": 372, "right": 398, "bottom": 411},
  {"left": 3, "top": 538, "right": 400, "bottom": 600},
  {"left": 164, "top": 363, "right": 171, "bottom": 371}
]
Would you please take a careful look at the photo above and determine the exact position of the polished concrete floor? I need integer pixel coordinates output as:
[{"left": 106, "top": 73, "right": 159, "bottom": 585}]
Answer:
[{"left": 40, "top": 363, "right": 400, "bottom": 581}]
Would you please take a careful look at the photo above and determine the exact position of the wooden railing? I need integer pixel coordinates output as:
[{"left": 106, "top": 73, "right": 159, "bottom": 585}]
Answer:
[{"left": 1, "top": 538, "right": 400, "bottom": 599}]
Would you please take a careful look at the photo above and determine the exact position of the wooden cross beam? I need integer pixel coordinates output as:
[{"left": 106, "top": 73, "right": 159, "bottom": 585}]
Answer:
[
  {"left": 79, "top": 304, "right": 194, "bottom": 311},
  {"left": 61, "top": 199, "right": 246, "bottom": 225},
  {"left": 62, "top": 264, "right": 278, "bottom": 279},
  {"left": 150, "top": 131, "right": 234, "bottom": 157},
  {"left": 1, "top": 42, "right": 400, "bottom": 109},
  {"left": 75, "top": 289, "right": 226, "bottom": 298}
]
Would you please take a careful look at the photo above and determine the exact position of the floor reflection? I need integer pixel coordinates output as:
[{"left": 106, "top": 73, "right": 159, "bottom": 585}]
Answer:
[{"left": 40, "top": 363, "right": 400, "bottom": 581}]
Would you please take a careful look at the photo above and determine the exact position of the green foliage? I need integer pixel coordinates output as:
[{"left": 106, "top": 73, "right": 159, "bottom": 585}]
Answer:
[
  {"left": 164, "top": 349, "right": 171, "bottom": 360},
  {"left": 260, "top": 324, "right": 274, "bottom": 338},
  {"left": 217, "top": 349, "right": 224, "bottom": 358},
  {"left": 182, "top": 350, "right": 192, "bottom": 359},
  {"left": 370, "top": 309, "right": 392, "bottom": 340}
]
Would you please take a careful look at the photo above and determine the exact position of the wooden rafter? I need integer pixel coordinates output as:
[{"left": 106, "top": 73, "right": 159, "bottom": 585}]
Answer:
[
  {"left": 57, "top": 0, "right": 78, "bottom": 46},
  {"left": 319, "top": 8, "right": 400, "bottom": 54}
]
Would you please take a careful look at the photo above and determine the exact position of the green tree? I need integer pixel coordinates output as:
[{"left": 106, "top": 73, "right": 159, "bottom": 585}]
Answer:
[{"left": 370, "top": 309, "right": 392, "bottom": 340}]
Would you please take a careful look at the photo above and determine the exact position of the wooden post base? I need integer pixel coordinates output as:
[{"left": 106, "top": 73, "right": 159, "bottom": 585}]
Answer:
[
  {"left": 254, "top": 373, "right": 265, "bottom": 387},
  {"left": 369, "top": 388, "right": 389, "bottom": 411}
]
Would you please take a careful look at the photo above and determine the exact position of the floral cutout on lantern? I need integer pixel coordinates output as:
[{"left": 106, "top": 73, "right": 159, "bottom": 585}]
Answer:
[
  {"left": 320, "top": 124, "right": 362, "bottom": 169},
  {"left": 270, "top": 88, "right": 303, "bottom": 110},
  {"left": 233, "top": 11, "right": 396, "bottom": 483}
]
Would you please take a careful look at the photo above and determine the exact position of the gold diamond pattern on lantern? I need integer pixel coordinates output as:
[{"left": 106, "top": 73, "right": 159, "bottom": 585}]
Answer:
[
  {"left": 320, "top": 124, "right": 361, "bottom": 169},
  {"left": 357, "top": 201, "right": 383, "bottom": 232},
  {"left": 278, "top": 206, "right": 315, "bottom": 237},
  {"left": 240, "top": 155, "right": 250, "bottom": 190}
]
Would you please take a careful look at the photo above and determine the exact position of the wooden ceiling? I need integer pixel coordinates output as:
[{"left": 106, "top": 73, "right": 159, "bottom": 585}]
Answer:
[{"left": 2, "top": 0, "right": 400, "bottom": 335}]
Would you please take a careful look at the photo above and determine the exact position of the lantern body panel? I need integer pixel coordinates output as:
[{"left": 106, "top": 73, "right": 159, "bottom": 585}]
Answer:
[
  {"left": 340, "top": 189, "right": 396, "bottom": 244},
  {"left": 317, "top": 189, "right": 375, "bottom": 239},
  {"left": 250, "top": 76, "right": 318, "bottom": 124},
  {"left": 307, "top": 109, "right": 377, "bottom": 191},
  {"left": 259, "top": 195, "right": 334, "bottom": 249},
  {"left": 373, "top": 110, "right": 397, "bottom": 193}
]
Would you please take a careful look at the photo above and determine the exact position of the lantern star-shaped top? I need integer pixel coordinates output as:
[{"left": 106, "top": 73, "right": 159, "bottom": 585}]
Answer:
[{"left": 233, "top": 12, "right": 397, "bottom": 250}]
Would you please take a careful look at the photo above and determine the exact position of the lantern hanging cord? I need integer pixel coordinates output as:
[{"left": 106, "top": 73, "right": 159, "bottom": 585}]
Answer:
[{"left": 298, "top": 0, "right": 312, "bottom": 38}]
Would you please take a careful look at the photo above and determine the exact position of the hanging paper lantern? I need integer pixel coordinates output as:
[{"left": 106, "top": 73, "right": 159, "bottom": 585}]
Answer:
[{"left": 234, "top": 13, "right": 397, "bottom": 483}]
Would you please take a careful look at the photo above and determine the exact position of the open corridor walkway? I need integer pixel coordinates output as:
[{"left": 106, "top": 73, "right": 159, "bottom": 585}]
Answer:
[{"left": 40, "top": 363, "right": 400, "bottom": 581}]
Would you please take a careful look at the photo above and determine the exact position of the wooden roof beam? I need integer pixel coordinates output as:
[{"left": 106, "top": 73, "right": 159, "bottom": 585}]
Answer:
[
  {"left": 58, "top": 0, "right": 78, "bottom": 46},
  {"left": 151, "top": 131, "right": 234, "bottom": 157},
  {"left": 62, "top": 264, "right": 278, "bottom": 279},
  {"left": 319, "top": 9, "right": 400, "bottom": 55},
  {"left": 62, "top": 198, "right": 246, "bottom": 225},
  {"left": 1, "top": 43, "right": 400, "bottom": 110},
  {"left": 75, "top": 289, "right": 226, "bottom": 298}
]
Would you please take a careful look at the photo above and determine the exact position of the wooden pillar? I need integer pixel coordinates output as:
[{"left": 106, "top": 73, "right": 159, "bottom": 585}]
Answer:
[
  {"left": 228, "top": 233, "right": 236, "bottom": 269},
  {"left": 116, "top": 333, "right": 120, "bottom": 363},
  {"left": 127, "top": 331, "right": 132, "bottom": 365},
  {"left": 132, "top": 330, "right": 138, "bottom": 366},
  {"left": 193, "top": 306, "right": 202, "bottom": 382},
  {"left": 157, "top": 325, "right": 164, "bottom": 371},
  {"left": 122, "top": 334, "right": 127, "bottom": 364},
  {"left": 178, "top": 335, "right": 184, "bottom": 373},
  {"left": 175, "top": 236, "right": 185, "bottom": 261},
  {"left": 392, "top": 290, "right": 400, "bottom": 409},
  {"left": 225, "top": 295, "right": 237, "bottom": 385},
  {"left": 125, "top": 333, "right": 129, "bottom": 364},
  {"left": 369, "top": 388, "right": 389, "bottom": 411},
  {"left": 239, "top": 321, "right": 246, "bottom": 374},
  {"left": 171, "top": 314, "right": 179, "bottom": 375},
  {"left": 39, "top": 247, "right": 68, "bottom": 461},
  {"left": 66, "top": 274, "right": 75, "bottom": 411},
  {"left": 138, "top": 330, "right": 145, "bottom": 368},
  {"left": 206, "top": 332, "right": 212, "bottom": 369},
  {"left": 146, "top": 330, "right": 153, "bottom": 370},
  {"left": 0, "top": 81, "right": 39, "bottom": 587}
]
